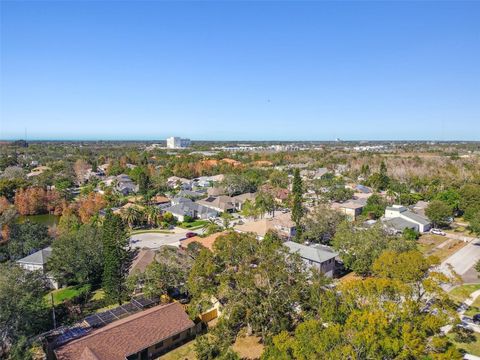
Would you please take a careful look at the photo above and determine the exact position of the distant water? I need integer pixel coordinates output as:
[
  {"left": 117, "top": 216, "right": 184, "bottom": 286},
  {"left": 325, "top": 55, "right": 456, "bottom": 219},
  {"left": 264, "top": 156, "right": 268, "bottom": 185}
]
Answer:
[{"left": 17, "top": 214, "right": 60, "bottom": 227}]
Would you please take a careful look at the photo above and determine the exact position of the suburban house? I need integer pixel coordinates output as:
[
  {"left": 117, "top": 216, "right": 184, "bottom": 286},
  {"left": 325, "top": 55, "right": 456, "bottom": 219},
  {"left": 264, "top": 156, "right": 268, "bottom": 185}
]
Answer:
[
  {"left": 331, "top": 200, "right": 365, "bottom": 221},
  {"left": 100, "top": 174, "right": 138, "bottom": 195},
  {"left": 235, "top": 212, "right": 296, "bottom": 240},
  {"left": 17, "top": 246, "right": 58, "bottom": 288},
  {"left": 231, "top": 192, "right": 256, "bottom": 211},
  {"left": 284, "top": 241, "right": 338, "bottom": 277},
  {"left": 179, "top": 231, "right": 229, "bottom": 252},
  {"left": 260, "top": 184, "right": 290, "bottom": 203},
  {"left": 207, "top": 186, "right": 226, "bottom": 197},
  {"left": 300, "top": 167, "right": 330, "bottom": 180},
  {"left": 129, "top": 249, "right": 157, "bottom": 275},
  {"left": 177, "top": 190, "right": 206, "bottom": 200},
  {"left": 197, "top": 195, "right": 236, "bottom": 213},
  {"left": 54, "top": 303, "right": 197, "bottom": 360},
  {"left": 384, "top": 205, "right": 431, "bottom": 233},
  {"left": 193, "top": 174, "right": 225, "bottom": 188},
  {"left": 163, "top": 199, "right": 218, "bottom": 222},
  {"left": 167, "top": 176, "right": 192, "bottom": 190}
]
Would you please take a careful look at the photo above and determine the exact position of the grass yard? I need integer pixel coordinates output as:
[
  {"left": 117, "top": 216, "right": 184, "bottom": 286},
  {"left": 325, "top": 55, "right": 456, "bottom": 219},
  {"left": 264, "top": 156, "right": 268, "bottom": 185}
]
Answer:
[
  {"left": 417, "top": 234, "right": 448, "bottom": 256},
  {"left": 45, "top": 284, "right": 90, "bottom": 306},
  {"left": 157, "top": 340, "right": 196, "bottom": 360},
  {"left": 232, "top": 335, "right": 264, "bottom": 359},
  {"left": 449, "top": 284, "right": 480, "bottom": 304},
  {"left": 179, "top": 220, "right": 208, "bottom": 229},
  {"left": 433, "top": 240, "right": 468, "bottom": 261},
  {"left": 130, "top": 229, "right": 174, "bottom": 235},
  {"left": 449, "top": 332, "right": 480, "bottom": 356},
  {"left": 418, "top": 234, "right": 468, "bottom": 261}
]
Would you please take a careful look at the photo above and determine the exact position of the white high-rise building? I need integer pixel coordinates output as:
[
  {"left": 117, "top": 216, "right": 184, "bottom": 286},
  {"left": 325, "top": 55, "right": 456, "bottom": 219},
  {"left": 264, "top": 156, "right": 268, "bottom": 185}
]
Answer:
[{"left": 166, "top": 137, "right": 191, "bottom": 149}]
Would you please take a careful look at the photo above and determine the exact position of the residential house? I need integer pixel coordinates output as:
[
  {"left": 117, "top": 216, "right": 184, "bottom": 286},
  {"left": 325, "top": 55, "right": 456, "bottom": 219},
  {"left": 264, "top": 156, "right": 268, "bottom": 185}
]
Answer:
[
  {"left": 235, "top": 212, "right": 296, "bottom": 240},
  {"left": 384, "top": 205, "right": 431, "bottom": 232},
  {"left": 179, "top": 231, "right": 229, "bottom": 252},
  {"left": 383, "top": 217, "right": 420, "bottom": 234},
  {"left": 260, "top": 184, "right": 290, "bottom": 203},
  {"left": 412, "top": 201, "right": 429, "bottom": 217},
  {"left": 129, "top": 249, "right": 157, "bottom": 275},
  {"left": 167, "top": 176, "right": 192, "bottom": 190},
  {"left": 101, "top": 174, "right": 138, "bottom": 195},
  {"left": 197, "top": 196, "right": 236, "bottom": 213},
  {"left": 207, "top": 186, "right": 226, "bottom": 197},
  {"left": 55, "top": 303, "right": 196, "bottom": 360},
  {"left": 177, "top": 190, "right": 206, "bottom": 200},
  {"left": 163, "top": 199, "right": 218, "bottom": 222},
  {"left": 193, "top": 174, "right": 225, "bottom": 188},
  {"left": 17, "top": 247, "right": 58, "bottom": 288},
  {"left": 331, "top": 200, "right": 365, "bottom": 221},
  {"left": 284, "top": 241, "right": 338, "bottom": 277},
  {"left": 231, "top": 192, "right": 256, "bottom": 211},
  {"left": 300, "top": 168, "right": 330, "bottom": 180}
]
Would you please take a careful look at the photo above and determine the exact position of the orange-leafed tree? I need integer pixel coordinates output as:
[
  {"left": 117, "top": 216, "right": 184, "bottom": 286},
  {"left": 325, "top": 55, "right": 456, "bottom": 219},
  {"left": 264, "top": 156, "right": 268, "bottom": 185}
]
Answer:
[{"left": 77, "top": 192, "right": 106, "bottom": 223}]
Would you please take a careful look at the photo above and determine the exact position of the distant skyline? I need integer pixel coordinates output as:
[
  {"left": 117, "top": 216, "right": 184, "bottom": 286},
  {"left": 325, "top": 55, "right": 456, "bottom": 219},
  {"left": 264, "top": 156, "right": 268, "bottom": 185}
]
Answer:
[{"left": 1, "top": 1, "right": 479, "bottom": 141}]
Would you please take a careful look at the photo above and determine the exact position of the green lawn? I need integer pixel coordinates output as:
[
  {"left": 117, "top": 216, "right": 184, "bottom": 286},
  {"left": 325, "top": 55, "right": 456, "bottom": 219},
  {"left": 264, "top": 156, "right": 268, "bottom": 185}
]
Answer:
[
  {"left": 449, "top": 332, "right": 480, "bottom": 356},
  {"left": 45, "top": 284, "right": 90, "bottom": 306},
  {"left": 157, "top": 340, "right": 196, "bottom": 360},
  {"left": 449, "top": 284, "right": 480, "bottom": 303},
  {"left": 130, "top": 229, "right": 174, "bottom": 235},
  {"left": 179, "top": 220, "right": 208, "bottom": 229}
]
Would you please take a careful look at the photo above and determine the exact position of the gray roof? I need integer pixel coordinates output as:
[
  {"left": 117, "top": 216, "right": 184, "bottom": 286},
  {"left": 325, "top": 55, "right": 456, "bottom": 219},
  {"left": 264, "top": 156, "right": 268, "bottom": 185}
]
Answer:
[
  {"left": 386, "top": 206, "right": 407, "bottom": 212},
  {"left": 383, "top": 217, "right": 418, "bottom": 231},
  {"left": 177, "top": 190, "right": 205, "bottom": 198},
  {"left": 17, "top": 246, "right": 52, "bottom": 266},
  {"left": 284, "top": 241, "right": 337, "bottom": 264},
  {"left": 402, "top": 210, "right": 430, "bottom": 226},
  {"left": 164, "top": 202, "right": 217, "bottom": 218}
]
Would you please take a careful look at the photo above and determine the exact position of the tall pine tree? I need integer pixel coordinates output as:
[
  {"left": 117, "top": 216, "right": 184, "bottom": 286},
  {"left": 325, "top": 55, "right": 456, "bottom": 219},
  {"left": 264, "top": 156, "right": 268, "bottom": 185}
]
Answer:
[
  {"left": 102, "top": 210, "right": 131, "bottom": 304},
  {"left": 292, "top": 168, "right": 304, "bottom": 242}
]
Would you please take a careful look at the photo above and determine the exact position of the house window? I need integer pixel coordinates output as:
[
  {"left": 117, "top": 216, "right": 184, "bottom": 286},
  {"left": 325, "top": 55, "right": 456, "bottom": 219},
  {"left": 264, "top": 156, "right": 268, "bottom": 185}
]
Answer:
[
  {"left": 155, "top": 341, "right": 164, "bottom": 349},
  {"left": 172, "top": 333, "right": 181, "bottom": 341}
]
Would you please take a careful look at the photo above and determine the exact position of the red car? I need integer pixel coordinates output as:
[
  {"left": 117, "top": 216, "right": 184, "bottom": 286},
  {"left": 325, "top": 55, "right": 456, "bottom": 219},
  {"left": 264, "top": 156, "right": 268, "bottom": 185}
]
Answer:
[{"left": 185, "top": 232, "right": 198, "bottom": 238}]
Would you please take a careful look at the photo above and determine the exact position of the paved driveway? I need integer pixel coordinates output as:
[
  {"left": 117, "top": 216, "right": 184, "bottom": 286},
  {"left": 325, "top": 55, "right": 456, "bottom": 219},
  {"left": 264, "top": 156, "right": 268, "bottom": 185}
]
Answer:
[
  {"left": 129, "top": 227, "right": 206, "bottom": 249},
  {"left": 130, "top": 231, "right": 186, "bottom": 249},
  {"left": 439, "top": 237, "right": 480, "bottom": 280}
]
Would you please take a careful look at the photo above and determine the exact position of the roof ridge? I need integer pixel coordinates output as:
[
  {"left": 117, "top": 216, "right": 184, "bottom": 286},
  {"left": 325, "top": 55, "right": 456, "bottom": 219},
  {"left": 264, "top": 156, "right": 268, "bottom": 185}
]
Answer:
[{"left": 67, "top": 302, "right": 179, "bottom": 345}]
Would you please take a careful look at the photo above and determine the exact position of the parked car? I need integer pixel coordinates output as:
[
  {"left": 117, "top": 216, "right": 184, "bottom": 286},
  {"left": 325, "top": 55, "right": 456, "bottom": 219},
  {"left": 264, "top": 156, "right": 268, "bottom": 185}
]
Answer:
[
  {"left": 472, "top": 314, "right": 480, "bottom": 324},
  {"left": 185, "top": 232, "right": 198, "bottom": 238},
  {"left": 430, "top": 228, "right": 446, "bottom": 236}
]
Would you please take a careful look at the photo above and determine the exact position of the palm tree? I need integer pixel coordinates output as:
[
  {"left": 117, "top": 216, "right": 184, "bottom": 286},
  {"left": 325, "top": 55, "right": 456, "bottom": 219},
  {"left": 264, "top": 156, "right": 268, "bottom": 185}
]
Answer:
[
  {"left": 122, "top": 206, "right": 141, "bottom": 229},
  {"left": 202, "top": 218, "right": 221, "bottom": 235},
  {"left": 145, "top": 206, "right": 161, "bottom": 228}
]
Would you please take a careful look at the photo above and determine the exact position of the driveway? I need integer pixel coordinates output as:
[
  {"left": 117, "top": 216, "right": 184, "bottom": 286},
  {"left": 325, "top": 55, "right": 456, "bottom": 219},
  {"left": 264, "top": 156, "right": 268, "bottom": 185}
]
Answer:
[
  {"left": 439, "top": 237, "right": 480, "bottom": 283},
  {"left": 129, "top": 227, "right": 206, "bottom": 249}
]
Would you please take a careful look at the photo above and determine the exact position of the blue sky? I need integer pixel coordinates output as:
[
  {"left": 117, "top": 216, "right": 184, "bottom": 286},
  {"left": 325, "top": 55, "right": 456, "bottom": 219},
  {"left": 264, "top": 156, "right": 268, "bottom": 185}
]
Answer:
[{"left": 1, "top": 1, "right": 479, "bottom": 141}]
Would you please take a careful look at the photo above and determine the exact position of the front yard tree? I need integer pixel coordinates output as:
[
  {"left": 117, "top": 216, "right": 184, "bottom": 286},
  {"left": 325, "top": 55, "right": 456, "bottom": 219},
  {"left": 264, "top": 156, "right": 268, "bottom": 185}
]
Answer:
[
  {"left": 102, "top": 210, "right": 131, "bottom": 304},
  {"left": 48, "top": 224, "right": 103, "bottom": 286},
  {"left": 292, "top": 168, "right": 304, "bottom": 241},
  {"left": 7, "top": 221, "right": 51, "bottom": 260},
  {"left": 331, "top": 222, "right": 415, "bottom": 276},
  {"left": 0, "top": 263, "right": 50, "bottom": 355},
  {"left": 425, "top": 200, "right": 452, "bottom": 228}
]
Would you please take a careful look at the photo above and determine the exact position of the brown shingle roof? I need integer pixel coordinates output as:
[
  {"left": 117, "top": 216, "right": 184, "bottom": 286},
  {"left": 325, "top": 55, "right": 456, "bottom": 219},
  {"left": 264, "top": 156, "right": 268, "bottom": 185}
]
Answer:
[
  {"left": 129, "top": 249, "right": 156, "bottom": 274},
  {"left": 55, "top": 303, "right": 194, "bottom": 360}
]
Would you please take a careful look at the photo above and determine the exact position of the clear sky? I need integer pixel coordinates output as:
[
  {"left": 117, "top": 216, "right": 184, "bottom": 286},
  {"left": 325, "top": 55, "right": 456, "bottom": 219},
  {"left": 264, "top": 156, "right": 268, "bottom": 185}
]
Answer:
[{"left": 1, "top": 1, "right": 479, "bottom": 141}]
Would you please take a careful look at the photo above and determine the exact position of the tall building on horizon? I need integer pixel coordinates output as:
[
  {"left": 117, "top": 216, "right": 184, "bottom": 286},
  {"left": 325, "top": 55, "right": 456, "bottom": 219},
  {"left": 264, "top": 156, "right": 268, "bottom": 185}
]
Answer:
[{"left": 166, "top": 136, "right": 191, "bottom": 149}]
